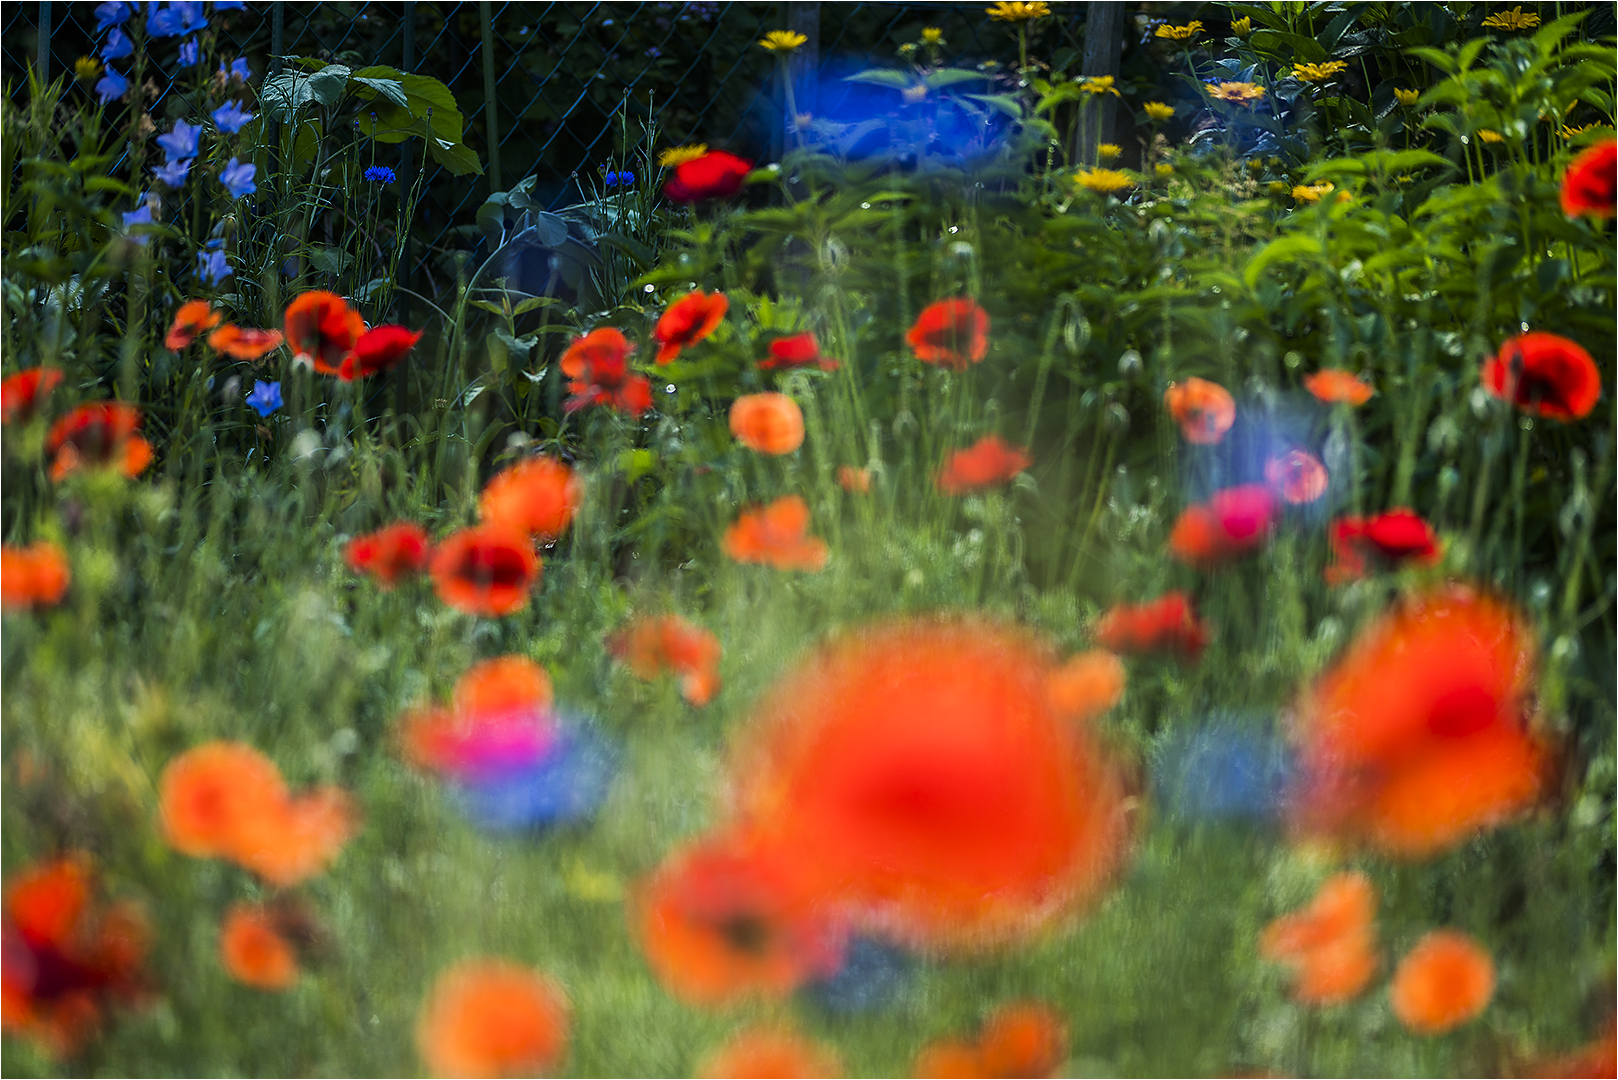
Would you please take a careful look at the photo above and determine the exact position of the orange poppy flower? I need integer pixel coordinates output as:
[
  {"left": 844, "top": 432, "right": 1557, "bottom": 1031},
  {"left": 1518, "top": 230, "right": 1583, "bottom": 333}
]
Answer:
[
  {"left": 338, "top": 325, "right": 424, "bottom": 381},
  {"left": 1, "top": 367, "right": 64, "bottom": 424},
  {"left": 429, "top": 526, "right": 541, "bottom": 617},
  {"left": 937, "top": 436, "right": 1030, "bottom": 494},
  {"left": 610, "top": 614, "right": 722, "bottom": 706},
  {"left": 455, "top": 655, "right": 554, "bottom": 716},
  {"left": 700, "top": 1027, "right": 843, "bottom": 1079},
  {"left": 345, "top": 522, "right": 432, "bottom": 587},
  {"left": 1521, "top": 1024, "right": 1617, "bottom": 1078},
  {"left": 836, "top": 465, "right": 872, "bottom": 493},
  {"left": 219, "top": 903, "right": 299, "bottom": 991},
  {"left": 1095, "top": 592, "right": 1209, "bottom": 658},
  {"left": 908, "top": 298, "right": 990, "bottom": 369},
  {"left": 45, "top": 402, "right": 153, "bottom": 481},
  {"left": 663, "top": 150, "right": 754, "bottom": 203},
  {"left": 165, "top": 299, "right": 221, "bottom": 350},
  {"left": 559, "top": 327, "right": 654, "bottom": 417},
  {"left": 1290, "top": 587, "right": 1548, "bottom": 857},
  {"left": 1304, "top": 369, "right": 1374, "bottom": 406},
  {"left": 1163, "top": 377, "right": 1236, "bottom": 445},
  {"left": 1561, "top": 139, "right": 1616, "bottom": 219},
  {"left": 633, "top": 833, "right": 843, "bottom": 1005},
  {"left": 207, "top": 324, "right": 285, "bottom": 361},
  {"left": 1, "top": 541, "right": 71, "bottom": 611},
  {"left": 1325, "top": 509, "right": 1439, "bottom": 584},
  {"left": 1482, "top": 332, "right": 1601, "bottom": 422},
  {"left": 723, "top": 495, "right": 828, "bottom": 571},
  {"left": 914, "top": 1002, "right": 1068, "bottom": 1078},
  {"left": 1168, "top": 484, "right": 1276, "bottom": 568},
  {"left": 1264, "top": 449, "right": 1328, "bottom": 504},
  {"left": 1259, "top": 872, "right": 1379, "bottom": 1005},
  {"left": 1045, "top": 650, "right": 1125, "bottom": 721},
  {"left": 231, "top": 787, "right": 359, "bottom": 887},
  {"left": 759, "top": 332, "right": 840, "bottom": 371},
  {"left": 397, "top": 657, "right": 557, "bottom": 777},
  {"left": 1390, "top": 930, "right": 1495, "bottom": 1035},
  {"left": 730, "top": 393, "right": 805, "bottom": 455},
  {"left": 480, "top": 457, "right": 582, "bottom": 542},
  {"left": 284, "top": 291, "right": 366, "bottom": 375},
  {"left": 416, "top": 959, "right": 570, "bottom": 1078},
  {"left": 654, "top": 290, "right": 728, "bottom": 364},
  {"left": 732, "top": 619, "right": 1131, "bottom": 949}
]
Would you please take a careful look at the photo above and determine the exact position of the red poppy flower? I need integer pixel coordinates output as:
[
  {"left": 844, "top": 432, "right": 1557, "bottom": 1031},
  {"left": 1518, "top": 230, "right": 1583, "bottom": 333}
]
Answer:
[
  {"left": 2, "top": 367, "right": 64, "bottom": 424},
  {"left": 732, "top": 619, "right": 1132, "bottom": 948},
  {"left": 1325, "top": 509, "right": 1439, "bottom": 584},
  {"left": 730, "top": 393, "right": 805, "bottom": 455},
  {"left": 1481, "top": 331, "right": 1601, "bottom": 422},
  {"left": 663, "top": 150, "right": 754, "bottom": 203},
  {"left": 1561, "top": 139, "right": 1616, "bottom": 219},
  {"left": 283, "top": 291, "right": 366, "bottom": 375},
  {"left": 699, "top": 1027, "right": 843, "bottom": 1079},
  {"left": 907, "top": 298, "right": 990, "bottom": 369},
  {"left": 1045, "top": 650, "right": 1126, "bottom": 722},
  {"left": 397, "top": 657, "right": 558, "bottom": 780},
  {"left": 1259, "top": 872, "right": 1379, "bottom": 1005},
  {"left": 1, "top": 542, "right": 71, "bottom": 611},
  {"left": 2, "top": 855, "right": 149, "bottom": 1058},
  {"left": 45, "top": 403, "right": 153, "bottom": 482},
  {"left": 1094, "top": 593, "right": 1209, "bottom": 658},
  {"left": 559, "top": 327, "right": 654, "bottom": 417},
  {"left": 219, "top": 903, "right": 300, "bottom": 991},
  {"left": 1289, "top": 587, "right": 1548, "bottom": 857},
  {"left": 1264, "top": 449, "right": 1328, "bottom": 504},
  {"left": 653, "top": 290, "right": 728, "bottom": 364},
  {"left": 207, "top": 324, "right": 286, "bottom": 361},
  {"left": 1303, "top": 369, "right": 1374, "bottom": 406},
  {"left": 1163, "top": 377, "right": 1236, "bottom": 445},
  {"left": 165, "top": 299, "right": 221, "bottom": 350},
  {"left": 914, "top": 1001, "right": 1068, "bottom": 1078},
  {"left": 723, "top": 495, "right": 828, "bottom": 571},
  {"left": 416, "top": 959, "right": 570, "bottom": 1078},
  {"left": 429, "top": 525, "right": 541, "bottom": 617},
  {"left": 338, "top": 325, "right": 424, "bottom": 381},
  {"left": 1390, "top": 930, "right": 1495, "bottom": 1035},
  {"left": 479, "top": 457, "right": 582, "bottom": 541},
  {"left": 758, "top": 333, "right": 840, "bottom": 372},
  {"left": 633, "top": 833, "right": 843, "bottom": 1005},
  {"left": 345, "top": 522, "right": 432, "bottom": 587},
  {"left": 938, "top": 435, "right": 1030, "bottom": 494},
  {"left": 836, "top": 465, "right": 872, "bottom": 493},
  {"left": 1168, "top": 484, "right": 1277, "bottom": 567},
  {"left": 610, "top": 613, "right": 722, "bottom": 706}
]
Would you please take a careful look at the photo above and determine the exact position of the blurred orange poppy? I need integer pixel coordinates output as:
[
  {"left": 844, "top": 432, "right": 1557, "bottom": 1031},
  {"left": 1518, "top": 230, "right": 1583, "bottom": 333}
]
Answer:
[
  {"left": 1259, "top": 872, "right": 1379, "bottom": 1005},
  {"left": 165, "top": 299, "right": 221, "bottom": 350},
  {"left": 1561, "top": 139, "right": 1616, "bottom": 219},
  {"left": 915, "top": 1001, "right": 1068, "bottom": 1078},
  {"left": 454, "top": 655, "right": 554, "bottom": 716},
  {"left": 1168, "top": 484, "right": 1276, "bottom": 568},
  {"left": 1390, "top": 930, "right": 1495, "bottom": 1035},
  {"left": 559, "top": 327, "right": 653, "bottom": 416},
  {"left": 937, "top": 436, "right": 1030, "bottom": 494},
  {"left": 1, "top": 367, "right": 64, "bottom": 424},
  {"left": 416, "top": 959, "right": 570, "bottom": 1078},
  {"left": 1, "top": 541, "right": 70, "bottom": 611},
  {"left": 339, "top": 325, "right": 424, "bottom": 381},
  {"left": 219, "top": 903, "right": 299, "bottom": 991},
  {"left": 1482, "top": 332, "right": 1601, "bottom": 422},
  {"left": 723, "top": 495, "right": 828, "bottom": 571},
  {"left": 345, "top": 522, "right": 432, "bottom": 587},
  {"left": 908, "top": 299, "right": 990, "bottom": 369},
  {"left": 207, "top": 324, "right": 285, "bottom": 360},
  {"left": 1095, "top": 593, "right": 1209, "bottom": 659},
  {"left": 700, "top": 1027, "right": 843, "bottom": 1079},
  {"left": 1303, "top": 369, "right": 1374, "bottom": 406},
  {"left": 654, "top": 290, "right": 728, "bottom": 364},
  {"left": 836, "top": 465, "right": 872, "bottom": 493},
  {"left": 759, "top": 332, "right": 839, "bottom": 372},
  {"left": 45, "top": 403, "right": 152, "bottom": 481},
  {"left": 284, "top": 291, "right": 365, "bottom": 375},
  {"left": 1264, "top": 449, "right": 1328, "bottom": 504},
  {"left": 429, "top": 526, "right": 541, "bottom": 617},
  {"left": 232, "top": 787, "right": 359, "bottom": 887},
  {"left": 480, "top": 457, "right": 582, "bottom": 541},
  {"left": 1045, "top": 650, "right": 1125, "bottom": 721},
  {"left": 730, "top": 393, "right": 805, "bottom": 455},
  {"left": 1325, "top": 509, "right": 1439, "bottom": 584},
  {"left": 1163, "top": 377, "right": 1235, "bottom": 445},
  {"left": 610, "top": 614, "right": 722, "bottom": 706}
]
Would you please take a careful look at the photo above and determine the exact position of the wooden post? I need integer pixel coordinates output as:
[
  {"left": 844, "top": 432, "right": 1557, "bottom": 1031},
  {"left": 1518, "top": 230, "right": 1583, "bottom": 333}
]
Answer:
[
  {"left": 479, "top": 0, "right": 502, "bottom": 193},
  {"left": 1077, "top": 2, "right": 1122, "bottom": 166}
]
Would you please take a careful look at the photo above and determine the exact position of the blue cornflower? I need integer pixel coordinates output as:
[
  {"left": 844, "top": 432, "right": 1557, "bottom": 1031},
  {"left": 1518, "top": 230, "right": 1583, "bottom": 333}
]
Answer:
[
  {"left": 122, "top": 202, "right": 154, "bottom": 243},
  {"left": 95, "top": 67, "right": 129, "bottom": 105},
  {"left": 101, "top": 27, "right": 134, "bottom": 61},
  {"left": 197, "top": 247, "right": 232, "bottom": 285},
  {"left": 363, "top": 165, "right": 397, "bottom": 184},
  {"left": 454, "top": 725, "right": 616, "bottom": 833},
  {"left": 219, "top": 157, "right": 256, "bottom": 199},
  {"left": 212, "top": 100, "right": 253, "bottom": 133},
  {"left": 153, "top": 158, "right": 190, "bottom": 186},
  {"left": 94, "top": 1, "right": 134, "bottom": 33},
  {"left": 175, "top": 1, "right": 208, "bottom": 32},
  {"left": 604, "top": 170, "right": 635, "bottom": 187},
  {"left": 156, "top": 118, "right": 202, "bottom": 161},
  {"left": 178, "top": 38, "right": 199, "bottom": 66},
  {"left": 246, "top": 380, "right": 282, "bottom": 417},
  {"left": 147, "top": 3, "right": 185, "bottom": 37},
  {"left": 219, "top": 57, "right": 250, "bottom": 82}
]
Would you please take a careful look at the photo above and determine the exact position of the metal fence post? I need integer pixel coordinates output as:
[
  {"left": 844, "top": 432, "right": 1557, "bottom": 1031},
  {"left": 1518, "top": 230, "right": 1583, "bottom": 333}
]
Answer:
[
  {"left": 479, "top": 0, "right": 502, "bottom": 193},
  {"left": 1078, "top": 2, "right": 1122, "bottom": 166},
  {"left": 35, "top": 1, "right": 50, "bottom": 83},
  {"left": 395, "top": 0, "right": 417, "bottom": 415},
  {"left": 270, "top": 1, "right": 284, "bottom": 75}
]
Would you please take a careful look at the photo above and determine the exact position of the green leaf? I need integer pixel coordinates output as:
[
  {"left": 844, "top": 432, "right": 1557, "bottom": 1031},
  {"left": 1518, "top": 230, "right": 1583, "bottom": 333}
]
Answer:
[
  {"left": 259, "top": 63, "right": 352, "bottom": 121},
  {"left": 351, "top": 76, "right": 408, "bottom": 109},
  {"left": 1243, "top": 234, "right": 1326, "bottom": 288},
  {"left": 428, "top": 139, "right": 484, "bottom": 177},
  {"left": 965, "top": 93, "right": 1026, "bottom": 120},
  {"left": 923, "top": 68, "right": 989, "bottom": 90},
  {"left": 844, "top": 69, "right": 914, "bottom": 90}
]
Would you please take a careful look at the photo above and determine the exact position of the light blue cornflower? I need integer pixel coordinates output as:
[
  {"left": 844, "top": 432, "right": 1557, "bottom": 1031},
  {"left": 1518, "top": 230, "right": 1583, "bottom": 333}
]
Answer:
[
  {"left": 101, "top": 27, "right": 133, "bottom": 60},
  {"left": 156, "top": 119, "right": 202, "bottom": 161},
  {"left": 198, "top": 247, "right": 232, "bottom": 285},
  {"left": 153, "top": 158, "right": 190, "bottom": 186},
  {"left": 246, "top": 380, "right": 282, "bottom": 417},
  {"left": 212, "top": 100, "right": 253, "bottom": 133},
  {"left": 363, "top": 165, "right": 397, "bottom": 184},
  {"left": 604, "top": 170, "right": 634, "bottom": 187}
]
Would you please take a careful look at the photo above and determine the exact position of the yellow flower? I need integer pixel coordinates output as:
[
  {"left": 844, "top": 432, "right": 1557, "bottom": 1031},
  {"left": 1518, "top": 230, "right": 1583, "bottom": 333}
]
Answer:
[
  {"left": 1560, "top": 123, "right": 1615, "bottom": 140},
  {"left": 1231, "top": 16, "right": 1252, "bottom": 36},
  {"left": 1477, "top": 129, "right": 1506, "bottom": 144},
  {"left": 921, "top": 27, "right": 945, "bottom": 45},
  {"left": 658, "top": 144, "right": 709, "bottom": 167},
  {"left": 1155, "top": 163, "right": 1175, "bottom": 177},
  {"left": 986, "top": 1, "right": 1050, "bottom": 22},
  {"left": 1207, "top": 81, "right": 1267, "bottom": 106},
  {"left": 759, "top": 29, "right": 808, "bottom": 52},
  {"left": 1079, "top": 75, "right": 1122, "bottom": 97},
  {"left": 1481, "top": 6, "right": 1540, "bottom": 30},
  {"left": 1292, "top": 60, "right": 1349, "bottom": 83},
  {"left": 1267, "top": 180, "right": 1290, "bottom": 195},
  {"left": 74, "top": 56, "right": 103, "bottom": 82},
  {"left": 1394, "top": 88, "right": 1420, "bottom": 106},
  {"left": 1142, "top": 101, "right": 1175, "bottom": 121},
  {"left": 1155, "top": 20, "right": 1204, "bottom": 41},
  {"left": 1292, "top": 181, "right": 1335, "bottom": 203},
  {"left": 901, "top": 84, "right": 928, "bottom": 105},
  {"left": 1074, "top": 168, "right": 1134, "bottom": 194},
  {"left": 1097, "top": 144, "right": 1122, "bottom": 162}
]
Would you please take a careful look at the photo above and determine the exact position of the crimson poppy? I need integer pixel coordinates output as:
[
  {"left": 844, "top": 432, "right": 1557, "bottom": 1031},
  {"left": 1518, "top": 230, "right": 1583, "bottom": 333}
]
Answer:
[
  {"left": 338, "top": 325, "right": 424, "bottom": 381},
  {"left": 283, "top": 291, "right": 365, "bottom": 375},
  {"left": 1325, "top": 509, "right": 1439, "bottom": 584},
  {"left": 1163, "top": 377, "right": 1235, "bottom": 445},
  {"left": 1560, "top": 139, "right": 1616, "bottom": 219},
  {"left": 345, "top": 522, "right": 432, "bottom": 587},
  {"left": 653, "top": 290, "right": 728, "bottom": 364},
  {"left": 559, "top": 328, "right": 653, "bottom": 417},
  {"left": 207, "top": 324, "right": 285, "bottom": 361},
  {"left": 1094, "top": 593, "right": 1209, "bottom": 658},
  {"left": 1481, "top": 331, "right": 1601, "bottom": 422},
  {"left": 165, "top": 299, "right": 221, "bottom": 350},
  {"left": 1, "top": 368, "right": 64, "bottom": 425},
  {"left": 479, "top": 457, "right": 581, "bottom": 541},
  {"left": 1168, "top": 484, "right": 1277, "bottom": 568},
  {"left": 429, "top": 525, "right": 541, "bottom": 617},
  {"left": 723, "top": 495, "right": 828, "bottom": 571},
  {"left": 937, "top": 435, "right": 1030, "bottom": 494},
  {"left": 758, "top": 333, "right": 840, "bottom": 371},
  {"left": 45, "top": 403, "right": 153, "bottom": 482},
  {"left": 907, "top": 298, "right": 990, "bottom": 369},
  {"left": 663, "top": 150, "right": 754, "bottom": 202}
]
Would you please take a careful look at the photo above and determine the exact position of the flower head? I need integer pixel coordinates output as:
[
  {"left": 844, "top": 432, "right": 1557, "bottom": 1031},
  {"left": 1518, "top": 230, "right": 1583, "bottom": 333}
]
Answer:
[
  {"left": 219, "top": 903, "right": 300, "bottom": 991},
  {"left": 1481, "top": 6, "right": 1541, "bottom": 30},
  {"left": 759, "top": 29, "right": 808, "bottom": 51},
  {"left": 921, "top": 27, "right": 945, "bottom": 45},
  {"left": 1079, "top": 75, "right": 1121, "bottom": 97},
  {"left": 120, "top": 201, "right": 152, "bottom": 238},
  {"left": 220, "top": 57, "right": 251, "bottom": 83},
  {"left": 1259, "top": 872, "right": 1379, "bottom": 1005},
  {"left": 75, "top": 56, "right": 103, "bottom": 81},
  {"left": 346, "top": 522, "right": 432, "bottom": 588},
  {"left": 153, "top": 158, "right": 190, "bottom": 187},
  {"left": 908, "top": 298, "right": 990, "bottom": 369},
  {"left": 94, "top": 2, "right": 134, "bottom": 33},
  {"left": 284, "top": 291, "right": 366, "bottom": 374},
  {"left": 429, "top": 525, "right": 540, "bottom": 617},
  {"left": 245, "top": 380, "right": 282, "bottom": 417},
  {"left": 1482, "top": 331, "right": 1601, "bottom": 421},
  {"left": 663, "top": 149, "right": 753, "bottom": 202},
  {"left": 1394, "top": 87, "right": 1420, "bottom": 106},
  {"left": 653, "top": 289, "right": 728, "bottom": 364},
  {"left": 1168, "top": 484, "right": 1277, "bottom": 567},
  {"left": 730, "top": 393, "right": 806, "bottom": 455},
  {"left": 916, "top": 1001, "right": 1068, "bottom": 1078},
  {"left": 95, "top": 67, "right": 129, "bottom": 105},
  {"left": 937, "top": 435, "right": 1030, "bottom": 494},
  {"left": 197, "top": 248, "right": 232, "bottom": 286},
  {"left": 658, "top": 143, "right": 709, "bottom": 168},
  {"left": 1, "top": 542, "right": 71, "bottom": 611},
  {"left": 1095, "top": 592, "right": 1208, "bottom": 659},
  {"left": 1390, "top": 931, "right": 1495, "bottom": 1034},
  {"left": 1074, "top": 167, "right": 1134, "bottom": 194},
  {"left": 986, "top": 1, "right": 1051, "bottom": 22},
  {"left": 837, "top": 465, "right": 872, "bottom": 494},
  {"left": 1292, "top": 60, "right": 1348, "bottom": 83},
  {"left": 1045, "top": 650, "right": 1126, "bottom": 723},
  {"left": 1477, "top": 128, "right": 1506, "bottom": 145},
  {"left": 364, "top": 164, "right": 397, "bottom": 184},
  {"left": 1303, "top": 368, "right": 1374, "bottom": 405},
  {"left": 338, "top": 325, "right": 423, "bottom": 381},
  {"left": 759, "top": 332, "right": 839, "bottom": 371},
  {"left": 1142, "top": 100, "right": 1175, "bottom": 121},
  {"left": 1561, "top": 139, "right": 1616, "bottom": 219},
  {"left": 1230, "top": 15, "right": 1252, "bottom": 35},
  {"left": 177, "top": 37, "right": 199, "bottom": 66},
  {"left": 101, "top": 27, "right": 133, "bottom": 60},
  {"left": 1, "top": 367, "right": 65, "bottom": 424},
  {"left": 397, "top": 657, "right": 557, "bottom": 781},
  {"left": 700, "top": 1028, "right": 842, "bottom": 1080},
  {"left": 1264, "top": 449, "right": 1329, "bottom": 504},
  {"left": 219, "top": 157, "right": 256, "bottom": 199},
  {"left": 46, "top": 402, "right": 152, "bottom": 481},
  {"left": 1325, "top": 509, "right": 1439, "bottom": 583},
  {"left": 559, "top": 327, "right": 653, "bottom": 416},
  {"left": 416, "top": 959, "right": 570, "bottom": 1078},
  {"left": 1163, "top": 376, "right": 1235, "bottom": 444},
  {"left": 723, "top": 495, "right": 828, "bottom": 571},
  {"left": 1155, "top": 20, "right": 1203, "bottom": 40},
  {"left": 208, "top": 325, "right": 284, "bottom": 361},
  {"left": 480, "top": 457, "right": 582, "bottom": 542},
  {"left": 610, "top": 614, "right": 723, "bottom": 706},
  {"left": 156, "top": 119, "right": 202, "bottom": 162},
  {"left": 1206, "top": 81, "right": 1266, "bottom": 106},
  {"left": 1292, "top": 180, "right": 1336, "bottom": 203},
  {"left": 1097, "top": 143, "right": 1122, "bottom": 162}
]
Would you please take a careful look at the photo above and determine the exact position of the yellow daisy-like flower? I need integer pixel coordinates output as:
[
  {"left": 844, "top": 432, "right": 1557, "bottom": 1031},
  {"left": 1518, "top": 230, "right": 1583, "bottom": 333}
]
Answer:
[
  {"left": 1293, "top": 60, "right": 1349, "bottom": 83},
  {"left": 986, "top": 1, "right": 1050, "bottom": 22},
  {"left": 1074, "top": 168, "right": 1134, "bottom": 194},
  {"left": 1477, "top": 129, "right": 1506, "bottom": 144},
  {"left": 1097, "top": 144, "right": 1122, "bottom": 162},
  {"left": 921, "top": 27, "right": 945, "bottom": 45},
  {"left": 901, "top": 84, "right": 928, "bottom": 104},
  {"left": 1292, "top": 181, "right": 1335, "bottom": 203},
  {"left": 1155, "top": 163, "right": 1175, "bottom": 177},
  {"left": 1394, "top": 88, "right": 1420, "bottom": 106},
  {"left": 74, "top": 56, "right": 103, "bottom": 82},
  {"left": 759, "top": 29, "right": 808, "bottom": 52},
  {"left": 1155, "top": 20, "right": 1204, "bottom": 41},
  {"left": 1142, "top": 101, "right": 1175, "bottom": 121},
  {"left": 1231, "top": 16, "right": 1252, "bottom": 36},
  {"left": 1267, "top": 181, "right": 1290, "bottom": 195},
  {"left": 658, "top": 144, "right": 709, "bottom": 168},
  {"left": 1079, "top": 75, "right": 1122, "bottom": 97},
  {"left": 1207, "top": 81, "right": 1267, "bottom": 106},
  {"left": 1481, "top": 6, "right": 1540, "bottom": 30}
]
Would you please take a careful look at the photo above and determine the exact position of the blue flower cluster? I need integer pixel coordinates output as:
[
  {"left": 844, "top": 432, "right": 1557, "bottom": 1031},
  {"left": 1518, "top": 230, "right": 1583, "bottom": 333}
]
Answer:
[
  {"left": 363, "top": 165, "right": 398, "bottom": 185},
  {"left": 93, "top": 2, "right": 252, "bottom": 107},
  {"left": 603, "top": 170, "right": 635, "bottom": 188}
]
